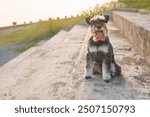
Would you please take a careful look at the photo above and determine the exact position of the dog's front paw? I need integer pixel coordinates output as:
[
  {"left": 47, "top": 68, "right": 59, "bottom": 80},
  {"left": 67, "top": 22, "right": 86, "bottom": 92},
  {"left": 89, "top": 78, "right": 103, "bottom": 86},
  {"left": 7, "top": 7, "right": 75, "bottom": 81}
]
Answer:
[
  {"left": 103, "top": 74, "right": 111, "bottom": 83},
  {"left": 104, "top": 79, "right": 111, "bottom": 83},
  {"left": 85, "top": 76, "right": 92, "bottom": 79}
]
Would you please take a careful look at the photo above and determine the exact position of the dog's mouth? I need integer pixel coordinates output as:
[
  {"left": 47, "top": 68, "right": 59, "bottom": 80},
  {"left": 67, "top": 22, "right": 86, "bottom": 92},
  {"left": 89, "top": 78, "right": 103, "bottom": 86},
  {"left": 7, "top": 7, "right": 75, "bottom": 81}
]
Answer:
[{"left": 93, "top": 31, "right": 105, "bottom": 42}]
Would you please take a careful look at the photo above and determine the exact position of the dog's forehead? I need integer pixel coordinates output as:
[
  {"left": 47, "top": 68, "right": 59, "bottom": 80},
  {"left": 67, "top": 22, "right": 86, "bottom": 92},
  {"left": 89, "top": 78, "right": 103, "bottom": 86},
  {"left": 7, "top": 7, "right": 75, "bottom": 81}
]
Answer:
[{"left": 91, "top": 15, "right": 105, "bottom": 21}]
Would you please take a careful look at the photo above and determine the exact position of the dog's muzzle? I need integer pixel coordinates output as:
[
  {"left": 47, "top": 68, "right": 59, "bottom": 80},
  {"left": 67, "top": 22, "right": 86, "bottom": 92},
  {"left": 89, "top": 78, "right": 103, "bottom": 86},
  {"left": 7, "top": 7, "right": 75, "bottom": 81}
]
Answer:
[{"left": 93, "top": 30, "right": 105, "bottom": 42}]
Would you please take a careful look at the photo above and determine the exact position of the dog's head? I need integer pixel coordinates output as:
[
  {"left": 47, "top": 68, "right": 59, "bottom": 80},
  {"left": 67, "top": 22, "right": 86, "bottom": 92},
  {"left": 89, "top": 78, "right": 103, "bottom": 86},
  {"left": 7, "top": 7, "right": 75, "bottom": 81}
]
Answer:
[{"left": 85, "top": 14, "right": 109, "bottom": 42}]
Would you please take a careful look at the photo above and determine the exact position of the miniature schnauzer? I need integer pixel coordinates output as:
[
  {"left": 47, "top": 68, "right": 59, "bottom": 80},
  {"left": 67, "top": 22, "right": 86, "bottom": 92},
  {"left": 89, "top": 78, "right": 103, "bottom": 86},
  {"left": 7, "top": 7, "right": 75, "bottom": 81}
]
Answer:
[{"left": 85, "top": 14, "right": 121, "bottom": 83}]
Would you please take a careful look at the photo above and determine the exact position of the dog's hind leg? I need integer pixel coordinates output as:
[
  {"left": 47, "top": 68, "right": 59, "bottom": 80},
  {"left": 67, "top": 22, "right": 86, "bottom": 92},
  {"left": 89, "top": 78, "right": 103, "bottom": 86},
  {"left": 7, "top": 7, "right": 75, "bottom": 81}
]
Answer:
[
  {"left": 85, "top": 53, "right": 93, "bottom": 79},
  {"left": 111, "top": 53, "right": 121, "bottom": 77},
  {"left": 114, "top": 63, "right": 121, "bottom": 76}
]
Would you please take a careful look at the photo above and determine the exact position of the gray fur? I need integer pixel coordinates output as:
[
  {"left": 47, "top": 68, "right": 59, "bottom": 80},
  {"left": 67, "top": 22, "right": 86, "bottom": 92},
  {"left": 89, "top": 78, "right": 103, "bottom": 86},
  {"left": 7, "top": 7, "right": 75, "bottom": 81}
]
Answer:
[{"left": 85, "top": 14, "right": 121, "bottom": 83}]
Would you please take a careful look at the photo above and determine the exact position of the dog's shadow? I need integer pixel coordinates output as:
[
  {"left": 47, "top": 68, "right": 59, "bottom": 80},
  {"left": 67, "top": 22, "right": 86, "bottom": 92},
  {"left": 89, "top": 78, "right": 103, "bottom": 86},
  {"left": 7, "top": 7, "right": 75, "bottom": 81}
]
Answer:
[
  {"left": 87, "top": 74, "right": 125, "bottom": 84},
  {"left": 83, "top": 74, "right": 129, "bottom": 99}
]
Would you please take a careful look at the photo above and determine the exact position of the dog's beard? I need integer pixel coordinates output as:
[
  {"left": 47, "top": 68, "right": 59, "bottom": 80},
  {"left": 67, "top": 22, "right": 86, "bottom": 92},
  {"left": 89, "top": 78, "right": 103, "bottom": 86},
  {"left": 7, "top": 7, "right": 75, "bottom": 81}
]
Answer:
[
  {"left": 91, "top": 26, "right": 108, "bottom": 42},
  {"left": 93, "top": 31, "right": 104, "bottom": 42}
]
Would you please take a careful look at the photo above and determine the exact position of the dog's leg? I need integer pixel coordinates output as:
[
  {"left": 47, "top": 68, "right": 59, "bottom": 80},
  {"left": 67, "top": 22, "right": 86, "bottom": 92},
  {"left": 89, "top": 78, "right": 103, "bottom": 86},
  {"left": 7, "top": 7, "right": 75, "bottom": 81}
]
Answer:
[
  {"left": 115, "top": 63, "right": 121, "bottom": 76},
  {"left": 85, "top": 53, "right": 93, "bottom": 79},
  {"left": 111, "top": 63, "right": 116, "bottom": 77},
  {"left": 102, "top": 54, "right": 111, "bottom": 83},
  {"left": 111, "top": 63, "right": 121, "bottom": 77},
  {"left": 111, "top": 53, "right": 121, "bottom": 77}
]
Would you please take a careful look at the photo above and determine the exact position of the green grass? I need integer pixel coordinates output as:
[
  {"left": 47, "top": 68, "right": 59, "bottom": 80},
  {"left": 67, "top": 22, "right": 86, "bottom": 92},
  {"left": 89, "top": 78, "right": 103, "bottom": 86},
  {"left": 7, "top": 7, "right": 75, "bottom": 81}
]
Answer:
[
  {"left": 119, "top": 0, "right": 150, "bottom": 9},
  {"left": 0, "top": 0, "right": 135, "bottom": 52},
  {"left": 0, "top": 16, "right": 83, "bottom": 52},
  {"left": 80, "top": 1, "right": 125, "bottom": 16}
]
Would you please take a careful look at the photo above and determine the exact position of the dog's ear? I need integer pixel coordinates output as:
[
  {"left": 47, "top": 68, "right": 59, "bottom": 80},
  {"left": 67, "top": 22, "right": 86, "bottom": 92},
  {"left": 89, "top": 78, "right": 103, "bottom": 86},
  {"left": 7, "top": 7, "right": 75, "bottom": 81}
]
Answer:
[
  {"left": 85, "top": 16, "right": 91, "bottom": 25},
  {"left": 104, "top": 15, "right": 109, "bottom": 23},
  {"left": 85, "top": 15, "right": 93, "bottom": 25}
]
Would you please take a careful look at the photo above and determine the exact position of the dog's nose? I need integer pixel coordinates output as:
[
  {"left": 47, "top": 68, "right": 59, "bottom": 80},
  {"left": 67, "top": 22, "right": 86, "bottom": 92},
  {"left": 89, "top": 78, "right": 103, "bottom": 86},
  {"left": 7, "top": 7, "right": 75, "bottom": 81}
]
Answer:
[{"left": 97, "top": 26, "right": 101, "bottom": 29}]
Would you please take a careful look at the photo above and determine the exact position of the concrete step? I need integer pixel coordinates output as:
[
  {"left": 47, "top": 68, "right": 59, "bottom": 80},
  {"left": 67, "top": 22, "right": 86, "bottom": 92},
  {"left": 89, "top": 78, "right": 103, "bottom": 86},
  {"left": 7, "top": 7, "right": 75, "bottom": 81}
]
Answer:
[
  {"left": 1, "top": 20, "right": 150, "bottom": 100},
  {"left": 0, "top": 29, "right": 68, "bottom": 68},
  {"left": 0, "top": 29, "right": 68, "bottom": 97},
  {"left": 113, "top": 11, "right": 150, "bottom": 64},
  {"left": 0, "top": 24, "right": 88, "bottom": 99},
  {"left": 36, "top": 30, "right": 68, "bottom": 46},
  {"left": 64, "top": 22, "right": 150, "bottom": 99}
]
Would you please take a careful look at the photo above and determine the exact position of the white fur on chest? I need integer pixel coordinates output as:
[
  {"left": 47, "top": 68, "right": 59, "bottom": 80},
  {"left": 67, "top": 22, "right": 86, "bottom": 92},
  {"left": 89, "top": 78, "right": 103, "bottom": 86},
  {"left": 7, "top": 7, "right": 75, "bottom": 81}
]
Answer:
[{"left": 88, "top": 45, "right": 109, "bottom": 54}]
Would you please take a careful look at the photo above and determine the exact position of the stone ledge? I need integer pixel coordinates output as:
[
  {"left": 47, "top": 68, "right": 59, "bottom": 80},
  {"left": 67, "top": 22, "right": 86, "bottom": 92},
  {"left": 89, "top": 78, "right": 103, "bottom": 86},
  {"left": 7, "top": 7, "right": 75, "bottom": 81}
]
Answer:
[
  {"left": 139, "top": 9, "right": 150, "bottom": 15},
  {"left": 113, "top": 11, "right": 150, "bottom": 64}
]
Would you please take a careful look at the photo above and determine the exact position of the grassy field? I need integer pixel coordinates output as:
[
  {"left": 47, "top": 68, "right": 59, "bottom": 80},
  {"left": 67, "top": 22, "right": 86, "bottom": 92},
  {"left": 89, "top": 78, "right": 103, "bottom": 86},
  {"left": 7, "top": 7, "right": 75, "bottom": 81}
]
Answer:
[
  {"left": 119, "top": 0, "right": 150, "bottom": 9},
  {"left": 0, "top": 1, "right": 126, "bottom": 52},
  {"left": 0, "top": 16, "right": 83, "bottom": 52}
]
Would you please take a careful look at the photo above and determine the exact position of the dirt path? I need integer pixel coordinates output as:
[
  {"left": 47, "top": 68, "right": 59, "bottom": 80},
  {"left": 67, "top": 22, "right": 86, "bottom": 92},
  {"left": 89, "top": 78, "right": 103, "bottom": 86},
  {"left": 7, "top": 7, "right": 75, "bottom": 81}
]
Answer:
[{"left": 0, "top": 22, "right": 150, "bottom": 100}]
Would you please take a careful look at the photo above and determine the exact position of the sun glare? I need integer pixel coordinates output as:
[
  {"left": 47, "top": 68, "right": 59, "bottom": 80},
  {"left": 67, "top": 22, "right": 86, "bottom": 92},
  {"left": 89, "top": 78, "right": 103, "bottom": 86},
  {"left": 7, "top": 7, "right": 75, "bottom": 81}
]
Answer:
[{"left": 0, "top": 0, "right": 112, "bottom": 27}]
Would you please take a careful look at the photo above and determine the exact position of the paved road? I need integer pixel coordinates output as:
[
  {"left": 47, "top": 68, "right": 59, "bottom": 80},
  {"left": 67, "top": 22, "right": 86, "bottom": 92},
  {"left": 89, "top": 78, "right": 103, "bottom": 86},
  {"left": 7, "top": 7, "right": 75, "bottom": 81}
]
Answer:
[
  {"left": 0, "top": 26, "right": 26, "bottom": 66},
  {"left": 0, "top": 44, "right": 21, "bottom": 66}
]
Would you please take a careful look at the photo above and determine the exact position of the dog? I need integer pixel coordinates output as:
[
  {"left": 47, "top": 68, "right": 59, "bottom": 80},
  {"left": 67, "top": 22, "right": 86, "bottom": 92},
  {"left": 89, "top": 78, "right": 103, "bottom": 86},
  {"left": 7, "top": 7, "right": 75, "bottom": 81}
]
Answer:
[{"left": 85, "top": 14, "right": 121, "bottom": 83}]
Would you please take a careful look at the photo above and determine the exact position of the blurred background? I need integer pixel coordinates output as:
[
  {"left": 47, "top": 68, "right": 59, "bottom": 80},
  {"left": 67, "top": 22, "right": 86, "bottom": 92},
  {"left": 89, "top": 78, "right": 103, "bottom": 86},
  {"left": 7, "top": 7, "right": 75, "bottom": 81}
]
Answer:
[{"left": 0, "top": 0, "right": 113, "bottom": 27}]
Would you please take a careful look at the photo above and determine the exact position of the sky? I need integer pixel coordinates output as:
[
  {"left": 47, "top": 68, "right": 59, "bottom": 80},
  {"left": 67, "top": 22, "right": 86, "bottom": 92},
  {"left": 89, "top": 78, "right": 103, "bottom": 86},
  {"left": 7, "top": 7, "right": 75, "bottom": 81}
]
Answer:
[{"left": 0, "top": 0, "right": 112, "bottom": 27}]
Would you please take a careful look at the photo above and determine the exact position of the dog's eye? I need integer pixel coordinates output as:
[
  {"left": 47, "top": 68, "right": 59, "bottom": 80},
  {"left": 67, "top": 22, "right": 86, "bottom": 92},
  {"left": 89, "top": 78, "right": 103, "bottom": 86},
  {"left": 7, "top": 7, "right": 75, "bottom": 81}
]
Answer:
[
  {"left": 91, "top": 21, "right": 94, "bottom": 24},
  {"left": 91, "top": 21, "right": 97, "bottom": 25}
]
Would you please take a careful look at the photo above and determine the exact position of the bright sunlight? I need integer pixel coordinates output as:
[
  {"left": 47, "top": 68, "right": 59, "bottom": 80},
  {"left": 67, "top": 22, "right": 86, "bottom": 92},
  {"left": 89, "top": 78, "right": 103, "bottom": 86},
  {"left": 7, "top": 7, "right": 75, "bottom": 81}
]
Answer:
[{"left": 0, "top": 0, "right": 112, "bottom": 27}]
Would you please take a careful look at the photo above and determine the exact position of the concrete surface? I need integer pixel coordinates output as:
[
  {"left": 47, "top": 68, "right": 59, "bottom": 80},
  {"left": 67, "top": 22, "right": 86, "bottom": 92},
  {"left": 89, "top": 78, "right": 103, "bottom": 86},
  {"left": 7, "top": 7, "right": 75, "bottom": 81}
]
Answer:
[
  {"left": 0, "top": 21, "right": 150, "bottom": 100},
  {"left": 113, "top": 11, "right": 150, "bottom": 64}
]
